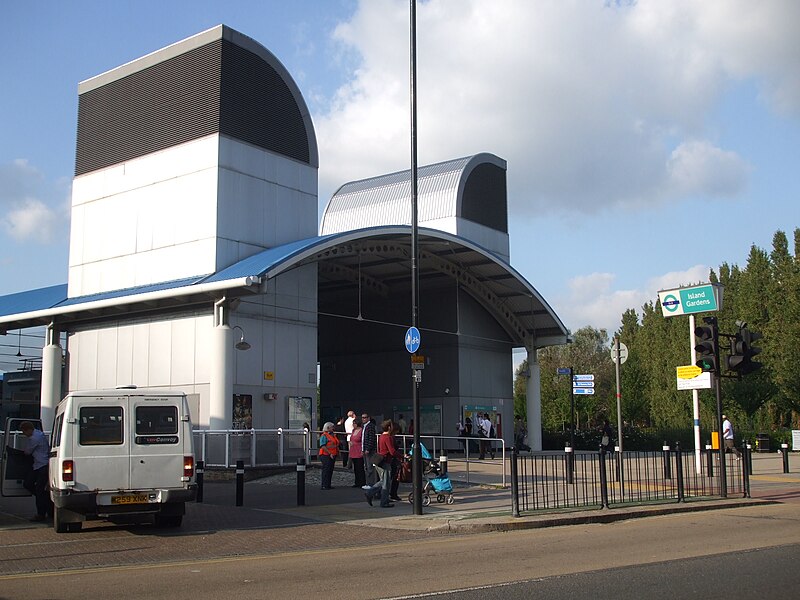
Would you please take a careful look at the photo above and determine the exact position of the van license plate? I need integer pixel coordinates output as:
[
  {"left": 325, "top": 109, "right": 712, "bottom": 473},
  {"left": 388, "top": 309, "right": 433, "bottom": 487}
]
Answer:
[{"left": 111, "top": 494, "right": 149, "bottom": 505}]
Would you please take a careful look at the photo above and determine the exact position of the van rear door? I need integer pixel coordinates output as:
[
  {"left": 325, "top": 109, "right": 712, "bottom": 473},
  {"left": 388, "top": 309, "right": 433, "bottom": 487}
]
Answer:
[
  {"left": 130, "top": 395, "right": 185, "bottom": 490},
  {"left": 71, "top": 397, "right": 131, "bottom": 492}
]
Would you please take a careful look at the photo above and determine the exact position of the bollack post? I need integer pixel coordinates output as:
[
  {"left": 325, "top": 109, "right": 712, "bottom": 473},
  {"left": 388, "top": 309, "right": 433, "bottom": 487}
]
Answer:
[
  {"left": 598, "top": 445, "right": 609, "bottom": 509},
  {"left": 296, "top": 457, "right": 306, "bottom": 506},
  {"left": 440, "top": 451, "right": 448, "bottom": 475},
  {"left": 782, "top": 443, "right": 790, "bottom": 473},
  {"left": 235, "top": 459, "right": 244, "bottom": 507},
  {"left": 565, "top": 443, "right": 574, "bottom": 485},
  {"left": 705, "top": 442, "right": 713, "bottom": 478},
  {"left": 511, "top": 446, "right": 520, "bottom": 518},
  {"left": 663, "top": 442, "right": 672, "bottom": 480},
  {"left": 675, "top": 441, "right": 684, "bottom": 502},
  {"left": 742, "top": 443, "right": 751, "bottom": 498},
  {"left": 196, "top": 460, "right": 204, "bottom": 503}
]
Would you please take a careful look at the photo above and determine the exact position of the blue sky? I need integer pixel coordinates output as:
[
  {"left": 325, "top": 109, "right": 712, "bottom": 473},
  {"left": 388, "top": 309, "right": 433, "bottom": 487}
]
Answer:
[{"left": 2, "top": 0, "right": 799, "bottom": 371}]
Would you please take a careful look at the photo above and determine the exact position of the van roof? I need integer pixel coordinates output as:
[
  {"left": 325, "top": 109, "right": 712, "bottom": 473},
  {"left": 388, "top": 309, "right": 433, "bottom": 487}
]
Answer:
[{"left": 65, "top": 388, "right": 187, "bottom": 399}]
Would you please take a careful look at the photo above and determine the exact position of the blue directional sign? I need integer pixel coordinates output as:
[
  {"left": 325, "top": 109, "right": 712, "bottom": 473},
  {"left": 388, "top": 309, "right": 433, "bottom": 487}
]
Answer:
[
  {"left": 573, "top": 374, "right": 594, "bottom": 381},
  {"left": 573, "top": 381, "right": 595, "bottom": 387},
  {"left": 405, "top": 327, "right": 421, "bottom": 353},
  {"left": 557, "top": 368, "right": 571, "bottom": 375},
  {"left": 572, "top": 388, "right": 595, "bottom": 395}
]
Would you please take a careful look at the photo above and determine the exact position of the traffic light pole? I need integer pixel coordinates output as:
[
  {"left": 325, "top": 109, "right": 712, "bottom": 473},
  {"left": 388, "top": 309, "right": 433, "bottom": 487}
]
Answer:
[{"left": 713, "top": 330, "right": 727, "bottom": 499}]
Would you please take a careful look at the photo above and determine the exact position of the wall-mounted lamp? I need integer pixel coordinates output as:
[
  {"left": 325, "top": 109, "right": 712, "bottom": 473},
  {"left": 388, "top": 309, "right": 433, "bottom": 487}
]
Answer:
[
  {"left": 15, "top": 329, "right": 22, "bottom": 357},
  {"left": 444, "top": 387, "right": 450, "bottom": 395},
  {"left": 232, "top": 325, "right": 251, "bottom": 351}
]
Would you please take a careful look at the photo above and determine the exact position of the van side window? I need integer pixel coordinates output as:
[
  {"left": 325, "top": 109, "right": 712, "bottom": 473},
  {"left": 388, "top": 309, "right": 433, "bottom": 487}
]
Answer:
[
  {"left": 136, "top": 406, "right": 178, "bottom": 435},
  {"left": 52, "top": 413, "right": 64, "bottom": 448},
  {"left": 79, "top": 406, "right": 124, "bottom": 445}
]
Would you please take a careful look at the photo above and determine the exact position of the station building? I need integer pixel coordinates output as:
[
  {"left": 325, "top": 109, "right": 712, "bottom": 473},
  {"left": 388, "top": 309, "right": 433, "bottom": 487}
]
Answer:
[{"left": 0, "top": 25, "right": 568, "bottom": 450}]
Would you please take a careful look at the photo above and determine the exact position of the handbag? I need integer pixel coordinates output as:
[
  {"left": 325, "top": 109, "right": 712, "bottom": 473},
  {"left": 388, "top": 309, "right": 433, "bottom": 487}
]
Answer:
[
  {"left": 396, "top": 459, "right": 412, "bottom": 483},
  {"left": 369, "top": 453, "right": 386, "bottom": 468},
  {"left": 601, "top": 435, "right": 610, "bottom": 446}
]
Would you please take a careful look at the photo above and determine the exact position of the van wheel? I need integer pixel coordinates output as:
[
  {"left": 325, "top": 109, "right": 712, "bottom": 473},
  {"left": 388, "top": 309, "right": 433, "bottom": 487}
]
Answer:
[
  {"left": 53, "top": 508, "right": 81, "bottom": 533},
  {"left": 154, "top": 514, "right": 183, "bottom": 528}
]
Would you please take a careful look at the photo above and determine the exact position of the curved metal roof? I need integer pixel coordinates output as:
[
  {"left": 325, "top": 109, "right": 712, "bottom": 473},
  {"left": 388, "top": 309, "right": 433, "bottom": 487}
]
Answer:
[
  {"left": 0, "top": 227, "right": 567, "bottom": 349},
  {"left": 320, "top": 153, "right": 507, "bottom": 234}
]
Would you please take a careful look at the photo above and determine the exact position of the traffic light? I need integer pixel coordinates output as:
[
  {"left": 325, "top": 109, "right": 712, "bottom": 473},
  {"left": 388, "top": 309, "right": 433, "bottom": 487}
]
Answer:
[
  {"left": 694, "top": 316, "right": 718, "bottom": 373},
  {"left": 726, "top": 322, "right": 763, "bottom": 375}
]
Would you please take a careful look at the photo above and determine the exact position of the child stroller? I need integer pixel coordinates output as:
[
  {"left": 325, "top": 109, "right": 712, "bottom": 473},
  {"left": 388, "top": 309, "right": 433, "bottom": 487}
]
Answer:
[{"left": 406, "top": 443, "right": 455, "bottom": 506}]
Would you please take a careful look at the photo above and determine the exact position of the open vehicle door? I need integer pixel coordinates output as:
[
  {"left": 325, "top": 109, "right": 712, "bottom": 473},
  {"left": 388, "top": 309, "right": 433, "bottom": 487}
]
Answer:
[{"left": 1, "top": 417, "right": 44, "bottom": 497}]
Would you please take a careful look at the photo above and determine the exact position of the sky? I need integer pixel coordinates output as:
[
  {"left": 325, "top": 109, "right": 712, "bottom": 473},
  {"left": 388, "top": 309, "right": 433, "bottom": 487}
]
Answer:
[{"left": 1, "top": 0, "right": 799, "bottom": 372}]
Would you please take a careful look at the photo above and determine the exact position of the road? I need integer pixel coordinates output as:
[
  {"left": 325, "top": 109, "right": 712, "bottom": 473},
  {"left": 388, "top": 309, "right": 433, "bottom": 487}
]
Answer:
[{"left": 1, "top": 501, "right": 799, "bottom": 599}]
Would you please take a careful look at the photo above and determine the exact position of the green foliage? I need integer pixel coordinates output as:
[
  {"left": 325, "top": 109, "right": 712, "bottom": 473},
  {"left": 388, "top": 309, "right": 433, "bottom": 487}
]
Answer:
[{"left": 515, "top": 227, "right": 800, "bottom": 443}]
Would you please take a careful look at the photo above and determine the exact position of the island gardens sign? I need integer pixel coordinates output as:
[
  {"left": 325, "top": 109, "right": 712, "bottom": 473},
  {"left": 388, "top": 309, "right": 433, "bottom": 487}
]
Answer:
[{"left": 658, "top": 283, "right": 723, "bottom": 318}]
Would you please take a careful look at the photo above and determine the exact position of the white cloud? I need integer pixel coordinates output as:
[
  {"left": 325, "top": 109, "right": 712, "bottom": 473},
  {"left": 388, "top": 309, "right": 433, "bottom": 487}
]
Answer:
[
  {"left": 0, "top": 159, "right": 68, "bottom": 244},
  {"left": 557, "top": 265, "right": 711, "bottom": 334},
  {"left": 315, "top": 0, "right": 796, "bottom": 214}
]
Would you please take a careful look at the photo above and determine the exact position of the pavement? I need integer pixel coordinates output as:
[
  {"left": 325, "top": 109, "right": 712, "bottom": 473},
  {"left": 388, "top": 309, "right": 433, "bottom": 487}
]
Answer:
[{"left": 2, "top": 452, "right": 798, "bottom": 535}]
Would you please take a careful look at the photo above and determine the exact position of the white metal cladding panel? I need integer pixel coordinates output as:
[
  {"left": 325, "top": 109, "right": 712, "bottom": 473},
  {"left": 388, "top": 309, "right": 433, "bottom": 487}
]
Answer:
[
  {"left": 96, "top": 328, "right": 119, "bottom": 389},
  {"left": 148, "top": 320, "right": 172, "bottom": 386},
  {"left": 321, "top": 160, "right": 466, "bottom": 234},
  {"left": 171, "top": 318, "right": 196, "bottom": 386},
  {"left": 116, "top": 325, "right": 135, "bottom": 386}
]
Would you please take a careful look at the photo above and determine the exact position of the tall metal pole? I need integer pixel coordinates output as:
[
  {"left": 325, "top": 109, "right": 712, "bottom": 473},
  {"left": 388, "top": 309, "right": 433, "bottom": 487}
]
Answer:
[
  {"left": 689, "top": 314, "right": 702, "bottom": 474},
  {"left": 614, "top": 337, "right": 625, "bottom": 499},
  {"left": 409, "top": 0, "right": 422, "bottom": 515}
]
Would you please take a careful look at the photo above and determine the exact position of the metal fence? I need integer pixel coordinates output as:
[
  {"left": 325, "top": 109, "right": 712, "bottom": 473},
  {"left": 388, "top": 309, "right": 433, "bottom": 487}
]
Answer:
[
  {"left": 511, "top": 445, "right": 749, "bottom": 515},
  {"left": 192, "top": 429, "right": 311, "bottom": 468}
]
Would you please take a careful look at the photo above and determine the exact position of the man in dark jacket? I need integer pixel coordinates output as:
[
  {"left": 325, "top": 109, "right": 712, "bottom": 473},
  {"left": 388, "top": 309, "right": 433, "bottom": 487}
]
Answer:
[{"left": 361, "top": 413, "right": 378, "bottom": 487}]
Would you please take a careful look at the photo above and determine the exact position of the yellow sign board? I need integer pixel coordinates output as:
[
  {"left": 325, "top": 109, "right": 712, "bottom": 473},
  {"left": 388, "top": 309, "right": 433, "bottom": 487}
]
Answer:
[
  {"left": 264, "top": 371, "right": 274, "bottom": 381},
  {"left": 676, "top": 365, "right": 702, "bottom": 379}
]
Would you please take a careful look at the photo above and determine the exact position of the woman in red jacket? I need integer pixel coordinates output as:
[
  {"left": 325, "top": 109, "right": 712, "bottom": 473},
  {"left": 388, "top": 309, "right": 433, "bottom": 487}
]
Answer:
[{"left": 365, "top": 419, "right": 404, "bottom": 508}]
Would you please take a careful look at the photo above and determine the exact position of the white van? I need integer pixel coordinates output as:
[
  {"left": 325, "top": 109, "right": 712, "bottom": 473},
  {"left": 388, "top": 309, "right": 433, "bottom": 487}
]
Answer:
[{"left": 49, "top": 388, "right": 196, "bottom": 533}]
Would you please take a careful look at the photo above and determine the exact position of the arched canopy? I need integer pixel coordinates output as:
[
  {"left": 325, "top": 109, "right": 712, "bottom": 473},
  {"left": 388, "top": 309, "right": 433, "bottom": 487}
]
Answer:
[{"left": 0, "top": 226, "right": 567, "bottom": 349}]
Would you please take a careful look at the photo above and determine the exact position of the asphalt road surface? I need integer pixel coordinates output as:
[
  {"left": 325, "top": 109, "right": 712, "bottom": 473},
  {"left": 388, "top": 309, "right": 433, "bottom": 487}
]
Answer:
[{"left": 1, "top": 501, "right": 799, "bottom": 600}]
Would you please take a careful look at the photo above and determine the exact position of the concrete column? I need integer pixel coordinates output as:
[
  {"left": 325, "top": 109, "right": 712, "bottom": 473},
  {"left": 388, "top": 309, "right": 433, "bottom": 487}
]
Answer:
[
  {"left": 526, "top": 348, "right": 542, "bottom": 451},
  {"left": 209, "top": 323, "right": 233, "bottom": 430},
  {"left": 39, "top": 324, "right": 62, "bottom": 428}
]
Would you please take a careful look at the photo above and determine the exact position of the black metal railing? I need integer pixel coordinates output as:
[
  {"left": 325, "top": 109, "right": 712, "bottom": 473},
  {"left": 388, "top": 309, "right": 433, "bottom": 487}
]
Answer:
[{"left": 511, "top": 443, "right": 750, "bottom": 515}]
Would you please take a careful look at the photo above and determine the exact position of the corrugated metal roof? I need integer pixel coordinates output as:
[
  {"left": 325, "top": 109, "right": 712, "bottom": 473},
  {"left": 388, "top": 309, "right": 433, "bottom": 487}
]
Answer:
[
  {"left": 321, "top": 156, "right": 473, "bottom": 234},
  {"left": 0, "top": 284, "right": 68, "bottom": 320}
]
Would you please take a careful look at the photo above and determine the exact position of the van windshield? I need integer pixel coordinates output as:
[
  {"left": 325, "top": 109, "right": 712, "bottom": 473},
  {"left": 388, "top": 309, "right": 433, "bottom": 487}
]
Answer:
[{"left": 136, "top": 406, "right": 178, "bottom": 435}]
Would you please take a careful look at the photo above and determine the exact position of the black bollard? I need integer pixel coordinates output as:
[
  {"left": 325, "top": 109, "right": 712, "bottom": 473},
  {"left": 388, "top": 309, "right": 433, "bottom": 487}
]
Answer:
[
  {"left": 440, "top": 451, "right": 448, "bottom": 475},
  {"left": 511, "top": 447, "right": 520, "bottom": 518},
  {"left": 598, "top": 445, "right": 609, "bottom": 509},
  {"left": 565, "top": 443, "right": 574, "bottom": 485},
  {"left": 782, "top": 443, "right": 790, "bottom": 473},
  {"left": 705, "top": 442, "right": 714, "bottom": 478},
  {"left": 297, "top": 457, "right": 306, "bottom": 506},
  {"left": 235, "top": 459, "right": 244, "bottom": 507},
  {"left": 675, "top": 442, "right": 684, "bottom": 502},
  {"left": 196, "top": 460, "right": 204, "bottom": 503},
  {"left": 742, "top": 443, "right": 751, "bottom": 498},
  {"left": 663, "top": 442, "right": 672, "bottom": 480}
]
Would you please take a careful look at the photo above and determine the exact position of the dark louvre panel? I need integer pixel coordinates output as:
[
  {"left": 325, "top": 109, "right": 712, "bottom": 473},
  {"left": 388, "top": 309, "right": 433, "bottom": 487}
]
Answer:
[
  {"left": 75, "top": 40, "right": 224, "bottom": 176},
  {"left": 219, "top": 40, "right": 309, "bottom": 164},
  {"left": 461, "top": 163, "right": 508, "bottom": 233},
  {"left": 75, "top": 36, "right": 312, "bottom": 176}
]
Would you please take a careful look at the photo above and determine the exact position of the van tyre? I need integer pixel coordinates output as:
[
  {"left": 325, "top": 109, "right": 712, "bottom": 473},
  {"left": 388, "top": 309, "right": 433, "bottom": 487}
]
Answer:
[
  {"left": 154, "top": 514, "right": 183, "bottom": 528},
  {"left": 53, "top": 507, "right": 82, "bottom": 534}
]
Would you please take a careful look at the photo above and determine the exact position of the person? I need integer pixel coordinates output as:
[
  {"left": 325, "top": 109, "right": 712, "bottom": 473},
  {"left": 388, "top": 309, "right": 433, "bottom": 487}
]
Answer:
[
  {"left": 397, "top": 414, "right": 407, "bottom": 434},
  {"left": 344, "top": 410, "right": 356, "bottom": 469},
  {"left": 389, "top": 421, "right": 403, "bottom": 502},
  {"left": 334, "top": 416, "right": 348, "bottom": 468},
  {"left": 318, "top": 422, "right": 339, "bottom": 490},
  {"left": 17, "top": 421, "right": 53, "bottom": 522},
  {"left": 514, "top": 415, "right": 530, "bottom": 452},
  {"left": 722, "top": 415, "right": 742, "bottom": 458},
  {"left": 348, "top": 416, "right": 366, "bottom": 488},
  {"left": 361, "top": 412, "right": 378, "bottom": 488},
  {"left": 459, "top": 417, "right": 477, "bottom": 455},
  {"left": 600, "top": 419, "right": 613, "bottom": 453},
  {"left": 364, "top": 419, "right": 404, "bottom": 508},
  {"left": 479, "top": 413, "right": 494, "bottom": 459}
]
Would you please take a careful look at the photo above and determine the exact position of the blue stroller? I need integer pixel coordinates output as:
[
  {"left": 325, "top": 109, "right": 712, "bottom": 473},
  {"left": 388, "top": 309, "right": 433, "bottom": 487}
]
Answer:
[{"left": 407, "top": 443, "right": 455, "bottom": 506}]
